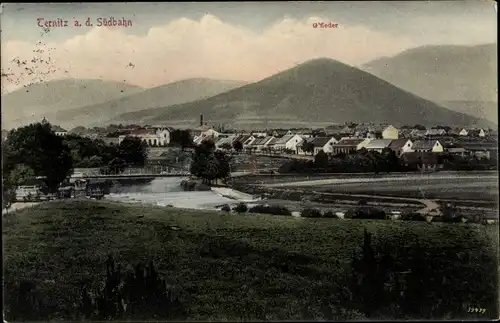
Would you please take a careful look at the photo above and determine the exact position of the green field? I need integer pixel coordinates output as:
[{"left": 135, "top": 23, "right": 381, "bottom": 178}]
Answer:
[{"left": 3, "top": 200, "right": 499, "bottom": 321}]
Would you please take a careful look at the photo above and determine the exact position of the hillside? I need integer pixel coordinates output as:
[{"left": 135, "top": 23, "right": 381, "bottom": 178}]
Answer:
[
  {"left": 361, "top": 44, "right": 497, "bottom": 121},
  {"left": 438, "top": 101, "right": 498, "bottom": 124},
  {"left": 1, "top": 79, "right": 143, "bottom": 129},
  {"left": 111, "top": 58, "right": 492, "bottom": 128},
  {"left": 47, "top": 78, "right": 247, "bottom": 128}
]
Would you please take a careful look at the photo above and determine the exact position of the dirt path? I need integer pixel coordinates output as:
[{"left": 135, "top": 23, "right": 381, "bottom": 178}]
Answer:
[{"left": 264, "top": 187, "right": 439, "bottom": 214}]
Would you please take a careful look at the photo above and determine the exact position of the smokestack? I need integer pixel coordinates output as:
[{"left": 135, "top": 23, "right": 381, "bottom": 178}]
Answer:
[{"left": 200, "top": 114, "right": 204, "bottom": 126}]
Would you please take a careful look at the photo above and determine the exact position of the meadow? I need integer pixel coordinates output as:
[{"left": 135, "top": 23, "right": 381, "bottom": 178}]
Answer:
[{"left": 3, "top": 200, "right": 498, "bottom": 321}]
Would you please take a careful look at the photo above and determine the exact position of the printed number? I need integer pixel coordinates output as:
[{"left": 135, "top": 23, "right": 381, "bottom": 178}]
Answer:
[{"left": 468, "top": 307, "right": 486, "bottom": 314}]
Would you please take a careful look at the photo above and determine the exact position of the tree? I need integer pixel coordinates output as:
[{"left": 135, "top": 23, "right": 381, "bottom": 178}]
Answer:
[
  {"left": 232, "top": 140, "right": 243, "bottom": 152},
  {"left": 170, "top": 130, "right": 193, "bottom": 151},
  {"left": 381, "top": 147, "right": 400, "bottom": 173},
  {"left": 3, "top": 122, "right": 73, "bottom": 192},
  {"left": 118, "top": 137, "right": 147, "bottom": 167},
  {"left": 107, "top": 157, "right": 127, "bottom": 175},
  {"left": 8, "top": 164, "right": 36, "bottom": 187},
  {"left": 190, "top": 139, "right": 230, "bottom": 185},
  {"left": 314, "top": 150, "right": 329, "bottom": 169},
  {"left": 302, "top": 141, "right": 315, "bottom": 155}
]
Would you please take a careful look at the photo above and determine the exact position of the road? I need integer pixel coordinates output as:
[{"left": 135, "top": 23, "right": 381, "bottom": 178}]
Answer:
[{"left": 263, "top": 173, "right": 498, "bottom": 188}]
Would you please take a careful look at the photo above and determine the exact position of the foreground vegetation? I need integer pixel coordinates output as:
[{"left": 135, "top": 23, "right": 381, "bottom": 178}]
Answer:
[{"left": 3, "top": 200, "right": 498, "bottom": 321}]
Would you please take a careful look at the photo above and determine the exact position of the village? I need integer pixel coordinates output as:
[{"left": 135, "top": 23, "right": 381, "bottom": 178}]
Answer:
[{"left": 13, "top": 114, "right": 495, "bottom": 164}]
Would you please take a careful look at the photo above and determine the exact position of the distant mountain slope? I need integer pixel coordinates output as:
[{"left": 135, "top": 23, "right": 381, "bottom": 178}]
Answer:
[
  {"left": 45, "top": 78, "right": 247, "bottom": 128},
  {"left": 111, "top": 58, "right": 492, "bottom": 128},
  {"left": 361, "top": 44, "right": 497, "bottom": 120},
  {"left": 438, "top": 100, "right": 498, "bottom": 124},
  {"left": 2, "top": 78, "right": 143, "bottom": 129}
]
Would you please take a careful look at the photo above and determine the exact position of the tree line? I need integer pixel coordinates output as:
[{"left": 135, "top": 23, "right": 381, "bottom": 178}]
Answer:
[
  {"left": 1, "top": 122, "right": 150, "bottom": 204},
  {"left": 278, "top": 148, "right": 496, "bottom": 174}
]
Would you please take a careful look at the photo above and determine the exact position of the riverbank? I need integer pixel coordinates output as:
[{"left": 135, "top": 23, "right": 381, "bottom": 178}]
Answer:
[
  {"left": 3, "top": 199, "right": 498, "bottom": 321},
  {"left": 2, "top": 202, "right": 40, "bottom": 215}
]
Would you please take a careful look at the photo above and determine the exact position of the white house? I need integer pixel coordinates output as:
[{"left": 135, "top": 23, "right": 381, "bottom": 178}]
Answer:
[
  {"left": 388, "top": 139, "right": 413, "bottom": 156},
  {"left": 273, "top": 134, "right": 304, "bottom": 153},
  {"left": 411, "top": 140, "right": 444, "bottom": 153},
  {"left": 425, "top": 129, "right": 446, "bottom": 136},
  {"left": 52, "top": 125, "right": 68, "bottom": 137},
  {"left": 459, "top": 128, "right": 469, "bottom": 136},
  {"left": 364, "top": 139, "right": 393, "bottom": 153},
  {"left": 479, "top": 129, "right": 487, "bottom": 137},
  {"left": 312, "top": 137, "right": 339, "bottom": 155},
  {"left": 119, "top": 127, "right": 172, "bottom": 146},
  {"left": 382, "top": 125, "right": 399, "bottom": 139}
]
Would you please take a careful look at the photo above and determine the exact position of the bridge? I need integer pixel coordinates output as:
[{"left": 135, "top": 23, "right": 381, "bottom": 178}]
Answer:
[{"left": 71, "top": 168, "right": 261, "bottom": 180}]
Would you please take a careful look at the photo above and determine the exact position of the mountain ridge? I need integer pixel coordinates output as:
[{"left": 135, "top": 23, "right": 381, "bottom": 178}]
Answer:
[
  {"left": 361, "top": 43, "right": 497, "bottom": 122},
  {"left": 110, "top": 57, "right": 492, "bottom": 128}
]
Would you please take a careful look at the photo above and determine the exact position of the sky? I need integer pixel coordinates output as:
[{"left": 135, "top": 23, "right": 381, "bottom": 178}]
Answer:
[{"left": 0, "top": 1, "right": 497, "bottom": 93}]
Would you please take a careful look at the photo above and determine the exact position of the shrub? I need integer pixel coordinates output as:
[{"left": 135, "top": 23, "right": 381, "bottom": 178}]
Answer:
[
  {"left": 233, "top": 202, "right": 248, "bottom": 213},
  {"left": 323, "top": 211, "right": 340, "bottom": 219},
  {"left": 401, "top": 212, "right": 427, "bottom": 222},
  {"left": 347, "top": 207, "right": 387, "bottom": 220},
  {"left": 301, "top": 208, "right": 323, "bottom": 218},
  {"left": 220, "top": 204, "right": 231, "bottom": 212},
  {"left": 357, "top": 199, "right": 368, "bottom": 206},
  {"left": 5, "top": 257, "right": 187, "bottom": 321},
  {"left": 248, "top": 204, "right": 291, "bottom": 216}
]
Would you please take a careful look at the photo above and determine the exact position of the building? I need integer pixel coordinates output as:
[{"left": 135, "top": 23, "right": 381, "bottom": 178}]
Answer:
[
  {"left": 254, "top": 136, "right": 276, "bottom": 152},
  {"left": 468, "top": 129, "right": 488, "bottom": 138},
  {"left": 273, "top": 134, "right": 304, "bottom": 153},
  {"left": 388, "top": 139, "right": 413, "bottom": 156},
  {"left": 459, "top": 128, "right": 469, "bottom": 136},
  {"left": 52, "top": 125, "right": 68, "bottom": 137},
  {"left": 364, "top": 139, "right": 393, "bottom": 153},
  {"left": 425, "top": 128, "right": 447, "bottom": 136},
  {"left": 331, "top": 138, "right": 370, "bottom": 155},
  {"left": 410, "top": 129, "right": 427, "bottom": 138},
  {"left": 119, "top": 127, "right": 172, "bottom": 146},
  {"left": 460, "top": 141, "right": 498, "bottom": 160},
  {"left": 382, "top": 125, "right": 399, "bottom": 139},
  {"left": 311, "top": 137, "right": 339, "bottom": 155},
  {"left": 411, "top": 140, "right": 444, "bottom": 153},
  {"left": 215, "top": 135, "right": 237, "bottom": 150},
  {"left": 14, "top": 178, "right": 47, "bottom": 202},
  {"left": 296, "top": 137, "right": 315, "bottom": 155},
  {"left": 101, "top": 137, "right": 120, "bottom": 146},
  {"left": 442, "top": 142, "right": 466, "bottom": 156},
  {"left": 401, "top": 152, "right": 443, "bottom": 172}
]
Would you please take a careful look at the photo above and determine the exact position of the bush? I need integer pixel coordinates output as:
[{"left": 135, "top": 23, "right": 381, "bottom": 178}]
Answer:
[
  {"left": 401, "top": 212, "right": 427, "bottom": 222},
  {"left": 347, "top": 207, "right": 387, "bottom": 220},
  {"left": 233, "top": 202, "right": 248, "bottom": 213},
  {"left": 220, "top": 204, "right": 231, "bottom": 212},
  {"left": 5, "top": 257, "right": 186, "bottom": 321},
  {"left": 248, "top": 204, "right": 292, "bottom": 216},
  {"left": 357, "top": 199, "right": 368, "bottom": 206},
  {"left": 301, "top": 208, "right": 322, "bottom": 218},
  {"left": 323, "top": 211, "right": 340, "bottom": 219}
]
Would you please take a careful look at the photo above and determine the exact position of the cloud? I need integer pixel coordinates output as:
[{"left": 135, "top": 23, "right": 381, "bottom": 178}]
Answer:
[{"left": 1, "top": 14, "right": 417, "bottom": 91}]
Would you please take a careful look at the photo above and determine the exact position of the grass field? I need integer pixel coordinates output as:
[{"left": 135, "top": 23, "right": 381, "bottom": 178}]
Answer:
[
  {"left": 307, "top": 180, "right": 498, "bottom": 201},
  {"left": 255, "top": 173, "right": 498, "bottom": 202},
  {"left": 3, "top": 200, "right": 499, "bottom": 321}
]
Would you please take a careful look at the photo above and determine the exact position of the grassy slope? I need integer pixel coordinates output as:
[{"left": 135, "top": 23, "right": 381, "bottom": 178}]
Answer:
[{"left": 3, "top": 200, "right": 499, "bottom": 320}]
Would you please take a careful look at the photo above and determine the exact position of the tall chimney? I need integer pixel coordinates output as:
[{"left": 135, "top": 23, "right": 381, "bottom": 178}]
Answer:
[{"left": 200, "top": 114, "right": 204, "bottom": 126}]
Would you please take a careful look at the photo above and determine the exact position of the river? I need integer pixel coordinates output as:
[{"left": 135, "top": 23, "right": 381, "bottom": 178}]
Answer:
[{"left": 107, "top": 177, "right": 258, "bottom": 210}]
